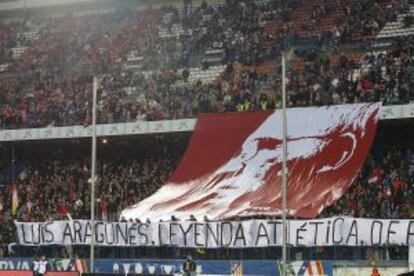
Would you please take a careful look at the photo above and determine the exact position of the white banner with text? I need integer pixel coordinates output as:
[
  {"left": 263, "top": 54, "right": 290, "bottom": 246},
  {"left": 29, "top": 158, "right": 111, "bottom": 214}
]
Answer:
[{"left": 15, "top": 217, "right": 414, "bottom": 247}]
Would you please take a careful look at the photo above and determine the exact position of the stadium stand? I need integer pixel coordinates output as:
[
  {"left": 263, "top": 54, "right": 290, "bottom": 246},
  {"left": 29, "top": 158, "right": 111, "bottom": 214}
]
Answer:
[
  {"left": 0, "top": 0, "right": 414, "bottom": 274},
  {"left": 0, "top": 0, "right": 413, "bottom": 130},
  {"left": 377, "top": 2, "right": 413, "bottom": 39},
  {"left": 0, "top": 127, "right": 413, "bottom": 261}
]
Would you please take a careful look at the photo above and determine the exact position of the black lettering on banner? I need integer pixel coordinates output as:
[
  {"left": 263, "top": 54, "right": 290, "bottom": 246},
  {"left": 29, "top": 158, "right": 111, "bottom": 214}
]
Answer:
[
  {"left": 332, "top": 218, "right": 344, "bottom": 244},
  {"left": 194, "top": 223, "right": 204, "bottom": 247},
  {"left": 255, "top": 222, "right": 270, "bottom": 246},
  {"left": 346, "top": 220, "right": 358, "bottom": 245},
  {"left": 406, "top": 221, "right": 414, "bottom": 245},
  {"left": 220, "top": 222, "right": 233, "bottom": 247},
  {"left": 39, "top": 224, "right": 46, "bottom": 243},
  {"left": 386, "top": 220, "right": 399, "bottom": 245},
  {"left": 21, "top": 224, "right": 31, "bottom": 244},
  {"left": 309, "top": 221, "right": 323, "bottom": 245},
  {"left": 159, "top": 223, "right": 167, "bottom": 246},
  {"left": 73, "top": 221, "right": 82, "bottom": 243},
  {"left": 169, "top": 223, "right": 179, "bottom": 246},
  {"left": 296, "top": 223, "right": 307, "bottom": 246},
  {"left": 39, "top": 225, "right": 44, "bottom": 243},
  {"left": 326, "top": 220, "right": 331, "bottom": 244},
  {"left": 179, "top": 223, "right": 193, "bottom": 247},
  {"left": 138, "top": 223, "right": 149, "bottom": 245},
  {"left": 370, "top": 220, "right": 383, "bottom": 245},
  {"left": 105, "top": 223, "right": 115, "bottom": 245},
  {"left": 95, "top": 222, "right": 105, "bottom": 244},
  {"left": 44, "top": 222, "right": 54, "bottom": 243},
  {"left": 62, "top": 222, "right": 74, "bottom": 244},
  {"left": 84, "top": 221, "right": 91, "bottom": 243},
  {"left": 115, "top": 223, "right": 128, "bottom": 245},
  {"left": 40, "top": 224, "right": 45, "bottom": 243},
  {"left": 31, "top": 224, "right": 40, "bottom": 244},
  {"left": 127, "top": 223, "right": 137, "bottom": 245},
  {"left": 267, "top": 221, "right": 282, "bottom": 245},
  {"left": 206, "top": 223, "right": 219, "bottom": 247},
  {"left": 21, "top": 218, "right": 414, "bottom": 247},
  {"left": 233, "top": 223, "right": 246, "bottom": 246}
]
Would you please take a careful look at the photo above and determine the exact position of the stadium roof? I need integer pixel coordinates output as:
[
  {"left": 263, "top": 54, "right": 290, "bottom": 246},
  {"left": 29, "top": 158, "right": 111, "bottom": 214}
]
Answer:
[{"left": 0, "top": 0, "right": 99, "bottom": 10}]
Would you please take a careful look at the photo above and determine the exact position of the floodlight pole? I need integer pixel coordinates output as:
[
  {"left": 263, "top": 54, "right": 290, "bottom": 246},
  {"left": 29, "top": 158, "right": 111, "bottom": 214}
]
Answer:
[
  {"left": 90, "top": 76, "right": 98, "bottom": 273},
  {"left": 12, "top": 147, "right": 15, "bottom": 185},
  {"left": 281, "top": 51, "right": 288, "bottom": 276}
]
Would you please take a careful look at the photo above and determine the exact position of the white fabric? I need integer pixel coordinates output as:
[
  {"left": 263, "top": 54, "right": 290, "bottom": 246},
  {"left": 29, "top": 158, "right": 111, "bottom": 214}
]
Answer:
[
  {"left": 38, "top": 260, "right": 47, "bottom": 274},
  {"left": 15, "top": 217, "right": 414, "bottom": 248}
]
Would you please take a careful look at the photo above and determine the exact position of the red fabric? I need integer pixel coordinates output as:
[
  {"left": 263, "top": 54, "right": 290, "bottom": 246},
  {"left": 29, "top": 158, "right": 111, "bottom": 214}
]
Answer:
[
  {"left": 101, "top": 197, "right": 109, "bottom": 221},
  {"left": 392, "top": 179, "right": 406, "bottom": 194},
  {"left": 170, "top": 111, "right": 270, "bottom": 183},
  {"left": 57, "top": 202, "right": 68, "bottom": 215},
  {"left": 347, "top": 200, "right": 357, "bottom": 215},
  {"left": 122, "top": 104, "right": 380, "bottom": 220},
  {"left": 69, "top": 182, "right": 77, "bottom": 201},
  {"left": 228, "top": 86, "right": 240, "bottom": 96},
  {"left": 368, "top": 167, "right": 383, "bottom": 183}
]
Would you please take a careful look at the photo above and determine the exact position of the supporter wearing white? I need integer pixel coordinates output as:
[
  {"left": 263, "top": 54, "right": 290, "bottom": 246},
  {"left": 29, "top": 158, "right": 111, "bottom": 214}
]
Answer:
[
  {"left": 37, "top": 255, "right": 48, "bottom": 276},
  {"left": 32, "top": 258, "right": 39, "bottom": 275}
]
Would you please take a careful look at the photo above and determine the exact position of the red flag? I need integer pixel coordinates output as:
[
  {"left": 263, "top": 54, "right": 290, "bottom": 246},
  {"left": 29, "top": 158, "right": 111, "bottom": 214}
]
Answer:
[
  {"left": 368, "top": 166, "right": 383, "bottom": 183},
  {"left": 122, "top": 103, "right": 380, "bottom": 221}
]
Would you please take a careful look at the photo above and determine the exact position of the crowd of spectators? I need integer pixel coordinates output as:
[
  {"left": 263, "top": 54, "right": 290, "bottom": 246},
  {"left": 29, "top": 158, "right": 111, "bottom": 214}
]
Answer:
[
  {"left": 1, "top": 0, "right": 413, "bottom": 129},
  {"left": 0, "top": 0, "right": 414, "bottom": 260},
  {"left": 2, "top": 37, "right": 414, "bottom": 128},
  {"left": 0, "top": 136, "right": 185, "bottom": 255},
  {"left": 0, "top": 141, "right": 413, "bottom": 257},
  {"left": 83, "top": 35, "right": 414, "bottom": 124},
  {"left": 339, "top": 1, "right": 385, "bottom": 40},
  {"left": 286, "top": 36, "right": 414, "bottom": 107},
  {"left": 322, "top": 146, "right": 414, "bottom": 219},
  {"left": 7, "top": 157, "right": 176, "bottom": 222}
]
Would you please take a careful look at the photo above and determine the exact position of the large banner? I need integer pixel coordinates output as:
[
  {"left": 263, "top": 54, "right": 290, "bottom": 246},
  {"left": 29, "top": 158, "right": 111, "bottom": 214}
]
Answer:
[
  {"left": 15, "top": 217, "right": 414, "bottom": 247},
  {"left": 121, "top": 104, "right": 380, "bottom": 221}
]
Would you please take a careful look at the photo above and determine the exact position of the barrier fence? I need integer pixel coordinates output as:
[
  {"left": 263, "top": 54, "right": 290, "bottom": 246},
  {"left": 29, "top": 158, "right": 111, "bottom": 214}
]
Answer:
[{"left": 0, "top": 258, "right": 412, "bottom": 275}]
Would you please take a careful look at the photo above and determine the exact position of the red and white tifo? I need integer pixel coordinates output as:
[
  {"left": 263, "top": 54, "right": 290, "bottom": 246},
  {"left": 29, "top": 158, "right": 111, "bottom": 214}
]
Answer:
[{"left": 121, "top": 103, "right": 381, "bottom": 221}]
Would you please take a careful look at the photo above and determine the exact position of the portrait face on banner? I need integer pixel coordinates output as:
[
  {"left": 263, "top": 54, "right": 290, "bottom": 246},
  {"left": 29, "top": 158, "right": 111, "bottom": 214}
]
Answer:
[{"left": 122, "top": 104, "right": 380, "bottom": 221}]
